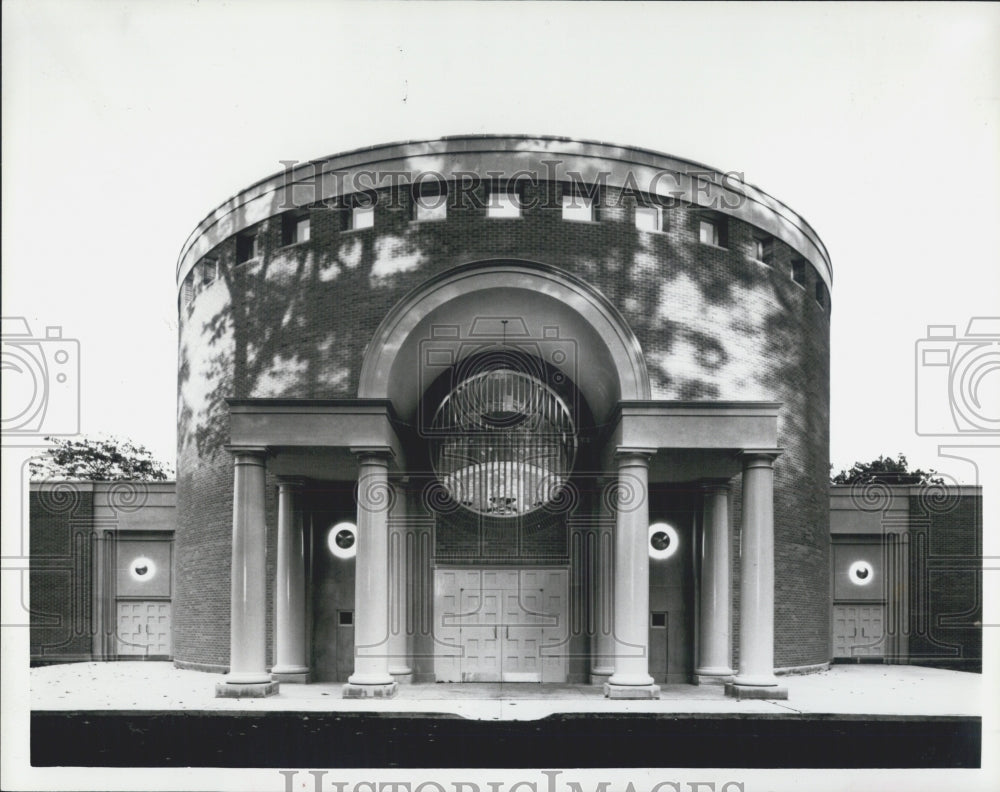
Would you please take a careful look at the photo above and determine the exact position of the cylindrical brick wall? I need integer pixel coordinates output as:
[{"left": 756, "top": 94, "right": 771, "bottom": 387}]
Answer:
[{"left": 175, "top": 137, "right": 831, "bottom": 672}]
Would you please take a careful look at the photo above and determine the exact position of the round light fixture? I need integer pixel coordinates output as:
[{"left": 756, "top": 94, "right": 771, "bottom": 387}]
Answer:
[
  {"left": 328, "top": 522, "right": 357, "bottom": 559},
  {"left": 648, "top": 522, "right": 679, "bottom": 560},
  {"left": 130, "top": 556, "right": 156, "bottom": 581},
  {"left": 848, "top": 560, "right": 874, "bottom": 586}
]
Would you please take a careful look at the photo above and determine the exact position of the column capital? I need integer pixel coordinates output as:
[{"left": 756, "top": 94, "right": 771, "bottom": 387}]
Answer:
[
  {"left": 351, "top": 446, "right": 396, "bottom": 467},
  {"left": 225, "top": 445, "right": 268, "bottom": 465},
  {"left": 699, "top": 478, "right": 732, "bottom": 494},
  {"left": 276, "top": 476, "right": 307, "bottom": 490},
  {"left": 738, "top": 448, "right": 783, "bottom": 468},
  {"left": 613, "top": 447, "right": 656, "bottom": 466}
]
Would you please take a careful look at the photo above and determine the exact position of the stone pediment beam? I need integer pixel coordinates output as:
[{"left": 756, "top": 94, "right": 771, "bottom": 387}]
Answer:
[
  {"left": 227, "top": 399, "right": 405, "bottom": 466},
  {"left": 600, "top": 401, "right": 781, "bottom": 469}
]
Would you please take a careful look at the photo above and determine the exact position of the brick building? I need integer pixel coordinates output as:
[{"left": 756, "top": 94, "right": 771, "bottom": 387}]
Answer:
[
  {"left": 175, "top": 136, "right": 834, "bottom": 699},
  {"left": 830, "top": 483, "right": 982, "bottom": 672},
  {"left": 29, "top": 480, "right": 175, "bottom": 664}
]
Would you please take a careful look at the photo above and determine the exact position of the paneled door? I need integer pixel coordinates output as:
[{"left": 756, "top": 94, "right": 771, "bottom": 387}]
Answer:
[
  {"left": 114, "top": 537, "right": 172, "bottom": 658},
  {"left": 434, "top": 568, "right": 568, "bottom": 682},
  {"left": 833, "top": 604, "right": 886, "bottom": 658},
  {"left": 116, "top": 601, "right": 171, "bottom": 656}
]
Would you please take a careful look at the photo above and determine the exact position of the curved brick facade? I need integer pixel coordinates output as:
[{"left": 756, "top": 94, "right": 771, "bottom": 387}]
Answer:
[{"left": 175, "top": 136, "right": 831, "bottom": 674}]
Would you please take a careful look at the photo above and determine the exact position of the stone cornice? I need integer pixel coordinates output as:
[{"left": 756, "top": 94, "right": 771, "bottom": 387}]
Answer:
[{"left": 177, "top": 135, "right": 832, "bottom": 292}]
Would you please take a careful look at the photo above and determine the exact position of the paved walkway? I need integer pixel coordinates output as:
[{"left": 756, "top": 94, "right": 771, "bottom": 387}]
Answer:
[{"left": 30, "top": 662, "right": 982, "bottom": 720}]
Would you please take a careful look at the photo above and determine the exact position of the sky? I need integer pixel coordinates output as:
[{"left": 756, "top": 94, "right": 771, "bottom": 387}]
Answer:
[{"left": 2, "top": 1, "right": 998, "bottom": 482}]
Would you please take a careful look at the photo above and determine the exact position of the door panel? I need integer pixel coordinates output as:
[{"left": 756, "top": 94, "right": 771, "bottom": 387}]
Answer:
[
  {"left": 649, "top": 612, "right": 668, "bottom": 683},
  {"left": 433, "top": 569, "right": 464, "bottom": 682},
  {"left": 502, "top": 587, "right": 543, "bottom": 681},
  {"left": 833, "top": 604, "right": 885, "bottom": 658},
  {"left": 116, "top": 540, "right": 171, "bottom": 598},
  {"left": 434, "top": 568, "right": 568, "bottom": 682},
  {"left": 336, "top": 610, "right": 355, "bottom": 681},
  {"left": 116, "top": 601, "right": 171, "bottom": 656},
  {"left": 538, "top": 571, "right": 570, "bottom": 682},
  {"left": 461, "top": 586, "right": 502, "bottom": 681}
]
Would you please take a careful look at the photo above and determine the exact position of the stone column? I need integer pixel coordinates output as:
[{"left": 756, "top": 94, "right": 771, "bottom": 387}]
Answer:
[
  {"left": 605, "top": 449, "right": 660, "bottom": 699},
  {"left": 92, "top": 527, "right": 112, "bottom": 660},
  {"left": 343, "top": 449, "right": 398, "bottom": 698},
  {"left": 590, "top": 487, "right": 615, "bottom": 685},
  {"left": 216, "top": 447, "right": 279, "bottom": 698},
  {"left": 387, "top": 479, "right": 413, "bottom": 683},
  {"left": 696, "top": 481, "right": 733, "bottom": 684},
  {"left": 272, "top": 478, "right": 310, "bottom": 682},
  {"left": 727, "top": 450, "right": 787, "bottom": 700}
]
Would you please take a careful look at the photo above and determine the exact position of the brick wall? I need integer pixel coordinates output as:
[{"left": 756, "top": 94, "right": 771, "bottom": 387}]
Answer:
[
  {"left": 906, "top": 493, "right": 982, "bottom": 672},
  {"left": 30, "top": 487, "right": 95, "bottom": 662},
  {"left": 176, "top": 176, "right": 832, "bottom": 670}
]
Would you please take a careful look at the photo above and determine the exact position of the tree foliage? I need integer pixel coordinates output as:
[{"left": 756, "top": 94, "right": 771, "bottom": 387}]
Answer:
[
  {"left": 29, "top": 436, "right": 173, "bottom": 481},
  {"left": 830, "top": 453, "right": 942, "bottom": 486}
]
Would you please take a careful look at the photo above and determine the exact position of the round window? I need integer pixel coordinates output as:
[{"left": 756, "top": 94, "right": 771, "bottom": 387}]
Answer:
[
  {"left": 848, "top": 560, "right": 875, "bottom": 586},
  {"left": 648, "top": 523, "right": 679, "bottom": 560},
  {"left": 328, "top": 522, "right": 357, "bottom": 559},
  {"left": 429, "top": 368, "right": 576, "bottom": 517},
  {"left": 130, "top": 556, "right": 156, "bottom": 581}
]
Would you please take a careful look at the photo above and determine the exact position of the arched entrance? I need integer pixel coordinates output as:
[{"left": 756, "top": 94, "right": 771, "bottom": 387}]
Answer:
[
  {"left": 357, "top": 260, "right": 651, "bottom": 685},
  {"left": 357, "top": 259, "right": 652, "bottom": 421}
]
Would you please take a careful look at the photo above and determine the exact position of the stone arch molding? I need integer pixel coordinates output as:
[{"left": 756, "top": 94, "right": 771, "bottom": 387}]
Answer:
[{"left": 358, "top": 260, "right": 651, "bottom": 426}]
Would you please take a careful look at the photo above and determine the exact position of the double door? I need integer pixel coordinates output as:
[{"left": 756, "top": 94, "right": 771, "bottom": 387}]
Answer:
[
  {"left": 434, "top": 568, "right": 568, "bottom": 682},
  {"left": 833, "top": 604, "right": 886, "bottom": 658},
  {"left": 113, "top": 536, "right": 172, "bottom": 658},
  {"left": 116, "top": 601, "right": 172, "bottom": 656}
]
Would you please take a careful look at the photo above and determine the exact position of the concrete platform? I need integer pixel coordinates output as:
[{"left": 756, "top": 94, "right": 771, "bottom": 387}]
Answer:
[
  {"left": 28, "top": 663, "right": 983, "bottom": 769},
  {"left": 30, "top": 661, "right": 982, "bottom": 720}
]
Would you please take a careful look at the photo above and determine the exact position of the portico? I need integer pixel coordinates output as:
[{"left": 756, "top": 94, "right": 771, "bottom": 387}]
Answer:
[
  {"left": 215, "top": 394, "right": 786, "bottom": 700},
  {"left": 212, "top": 260, "right": 788, "bottom": 701}
]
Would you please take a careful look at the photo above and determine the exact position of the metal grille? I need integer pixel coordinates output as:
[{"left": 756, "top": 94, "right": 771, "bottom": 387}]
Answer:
[{"left": 430, "top": 369, "right": 576, "bottom": 517}]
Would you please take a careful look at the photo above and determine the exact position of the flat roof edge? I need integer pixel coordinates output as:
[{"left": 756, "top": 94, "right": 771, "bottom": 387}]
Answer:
[{"left": 177, "top": 135, "right": 832, "bottom": 290}]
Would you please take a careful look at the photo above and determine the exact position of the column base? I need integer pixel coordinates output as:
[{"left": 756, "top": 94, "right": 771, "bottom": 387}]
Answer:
[
  {"left": 589, "top": 666, "right": 613, "bottom": 686},
  {"left": 215, "top": 680, "right": 280, "bottom": 698},
  {"left": 389, "top": 664, "right": 413, "bottom": 684},
  {"left": 725, "top": 682, "right": 788, "bottom": 700},
  {"left": 271, "top": 667, "right": 312, "bottom": 684},
  {"left": 343, "top": 681, "right": 398, "bottom": 699},
  {"left": 604, "top": 682, "right": 660, "bottom": 700},
  {"left": 695, "top": 673, "right": 733, "bottom": 686}
]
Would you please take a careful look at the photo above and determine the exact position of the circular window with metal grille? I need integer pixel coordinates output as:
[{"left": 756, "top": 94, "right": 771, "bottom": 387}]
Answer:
[{"left": 429, "top": 368, "right": 577, "bottom": 517}]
